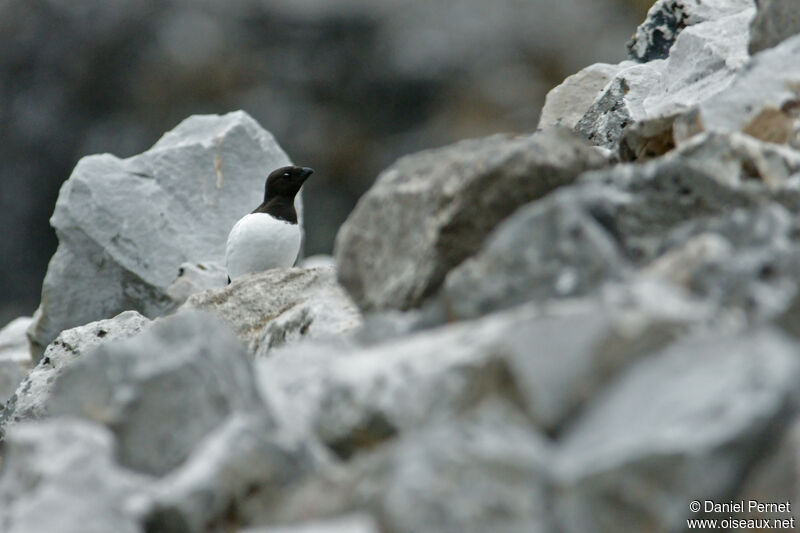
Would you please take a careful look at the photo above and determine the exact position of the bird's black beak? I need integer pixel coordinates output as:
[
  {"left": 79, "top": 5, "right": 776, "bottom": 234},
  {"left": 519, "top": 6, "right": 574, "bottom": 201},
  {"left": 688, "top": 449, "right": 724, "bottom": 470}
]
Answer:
[{"left": 298, "top": 167, "right": 314, "bottom": 183}]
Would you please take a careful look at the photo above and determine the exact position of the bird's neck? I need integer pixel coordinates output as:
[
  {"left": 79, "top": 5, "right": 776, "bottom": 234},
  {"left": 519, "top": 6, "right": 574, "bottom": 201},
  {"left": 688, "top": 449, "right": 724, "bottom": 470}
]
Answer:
[{"left": 253, "top": 196, "right": 298, "bottom": 224}]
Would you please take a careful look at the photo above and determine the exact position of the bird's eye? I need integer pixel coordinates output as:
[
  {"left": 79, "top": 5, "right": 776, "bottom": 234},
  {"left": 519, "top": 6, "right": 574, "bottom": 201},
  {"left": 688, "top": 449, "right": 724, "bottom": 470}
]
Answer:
[{"left": 283, "top": 173, "right": 290, "bottom": 178}]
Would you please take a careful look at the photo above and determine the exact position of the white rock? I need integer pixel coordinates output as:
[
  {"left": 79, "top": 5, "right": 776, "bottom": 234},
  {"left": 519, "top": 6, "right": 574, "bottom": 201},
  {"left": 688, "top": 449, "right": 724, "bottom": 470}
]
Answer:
[
  {"left": 538, "top": 63, "right": 626, "bottom": 130},
  {"left": 0, "top": 317, "right": 32, "bottom": 408},
  {"left": 28, "top": 110, "right": 294, "bottom": 357},
  {"left": 239, "top": 514, "right": 380, "bottom": 533}
]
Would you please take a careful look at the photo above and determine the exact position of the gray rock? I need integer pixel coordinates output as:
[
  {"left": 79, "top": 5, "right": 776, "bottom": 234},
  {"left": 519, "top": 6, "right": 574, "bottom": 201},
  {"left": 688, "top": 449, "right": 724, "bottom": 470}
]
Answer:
[
  {"left": 627, "top": 0, "right": 754, "bottom": 62},
  {"left": 749, "top": 0, "right": 800, "bottom": 54},
  {"left": 553, "top": 328, "right": 800, "bottom": 533},
  {"left": 28, "top": 111, "right": 294, "bottom": 357},
  {"left": 0, "top": 419, "right": 149, "bottom": 533},
  {"left": 538, "top": 63, "right": 626, "bottom": 130},
  {"left": 45, "top": 311, "right": 266, "bottom": 476},
  {"left": 266, "top": 400, "right": 555, "bottom": 533},
  {"left": 240, "top": 515, "right": 380, "bottom": 533},
  {"left": 182, "top": 266, "right": 362, "bottom": 358},
  {"left": 580, "top": 8, "right": 752, "bottom": 152},
  {"left": 440, "top": 188, "right": 629, "bottom": 320},
  {"left": 334, "top": 130, "right": 607, "bottom": 312},
  {"left": 679, "top": 33, "right": 800, "bottom": 148},
  {"left": 137, "top": 413, "right": 325, "bottom": 533},
  {"left": 258, "top": 286, "right": 703, "bottom": 457},
  {"left": 164, "top": 261, "right": 228, "bottom": 312},
  {"left": 0, "top": 317, "right": 32, "bottom": 409},
  {"left": 0, "top": 311, "right": 149, "bottom": 440}
]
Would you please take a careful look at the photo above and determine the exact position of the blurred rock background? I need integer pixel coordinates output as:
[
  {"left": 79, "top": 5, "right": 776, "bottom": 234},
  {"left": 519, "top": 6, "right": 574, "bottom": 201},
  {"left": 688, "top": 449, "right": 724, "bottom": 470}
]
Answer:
[{"left": 0, "top": 0, "right": 646, "bottom": 325}]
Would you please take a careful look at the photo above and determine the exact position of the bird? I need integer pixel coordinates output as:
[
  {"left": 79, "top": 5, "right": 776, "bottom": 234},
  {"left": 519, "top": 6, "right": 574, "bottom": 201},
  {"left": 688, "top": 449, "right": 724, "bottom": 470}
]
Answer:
[{"left": 225, "top": 165, "right": 313, "bottom": 282}]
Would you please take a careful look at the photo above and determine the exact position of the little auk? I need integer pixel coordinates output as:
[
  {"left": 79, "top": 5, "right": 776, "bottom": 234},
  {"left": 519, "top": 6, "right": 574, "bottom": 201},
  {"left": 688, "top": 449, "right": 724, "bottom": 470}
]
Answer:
[{"left": 225, "top": 165, "right": 313, "bottom": 281}]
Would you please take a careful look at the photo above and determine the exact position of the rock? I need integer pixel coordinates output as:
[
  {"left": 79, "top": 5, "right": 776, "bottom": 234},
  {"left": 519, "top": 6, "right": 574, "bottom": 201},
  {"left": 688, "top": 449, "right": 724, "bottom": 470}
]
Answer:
[
  {"left": 0, "top": 419, "right": 149, "bottom": 533},
  {"left": 627, "top": 0, "right": 754, "bottom": 62},
  {"left": 553, "top": 327, "right": 800, "bottom": 533},
  {"left": 164, "top": 261, "right": 228, "bottom": 312},
  {"left": 239, "top": 515, "right": 380, "bottom": 533},
  {"left": 258, "top": 286, "right": 703, "bottom": 457},
  {"left": 28, "top": 111, "right": 294, "bottom": 358},
  {"left": 440, "top": 188, "right": 629, "bottom": 320},
  {"left": 334, "top": 130, "right": 607, "bottom": 312},
  {"left": 182, "top": 266, "right": 362, "bottom": 357},
  {"left": 538, "top": 63, "right": 626, "bottom": 130},
  {"left": 0, "top": 311, "right": 149, "bottom": 440},
  {"left": 137, "top": 413, "right": 325, "bottom": 533},
  {"left": 749, "top": 0, "right": 800, "bottom": 54},
  {"left": 579, "top": 8, "right": 752, "bottom": 152},
  {"left": 678, "top": 34, "right": 800, "bottom": 148},
  {"left": 45, "top": 311, "right": 266, "bottom": 476},
  {"left": 266, "top": 400, "right": 555, "bottom": 533},
  {"left": 0, "top": 317, "right": 32, "bottom": 408}
]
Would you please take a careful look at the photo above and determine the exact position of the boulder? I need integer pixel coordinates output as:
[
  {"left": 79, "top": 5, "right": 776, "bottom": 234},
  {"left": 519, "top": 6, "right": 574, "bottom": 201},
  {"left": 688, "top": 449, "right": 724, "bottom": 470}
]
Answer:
[
  {"left": 334, "top": 130, "right": 607, "bottom": 312},
  {"left": 538, "top": 63, "right": 627, "bottom": 130},
  {"left": 627, "top": 0, "right": 754, "bottom": 62},
  {"left": 182, "top": 266, "right": 362, "bottom": 357},
  {"left": 257, "top": 285, "right": 704, "bottom": 457},
  {"left": 553, "top": 328, "right": 800, "bottom": 533},
  {"left": 28, "top": 111, "right": 294, "bottom": 357},
  {"left": 45, "top": 311, "right": 267, "bottom": 476},
  {"left": 678, "top": 33, "right": 800, "bottom": 149},
  {"left": 0, "top": 317, "right": 32, "bottom": 409},
  {"left": 0, "top": 311, "right": 149, "bottom": 440},
  {"left": 137, "top": 413, "right": 325, "bottom": 533},
  {"left": 749, "top": 0, "right": 800, "bottom": 54},
  {"left": 266, "top": 401, "right": 555, "bottom": 533},
  {"left": 0, "top": 419, "right": 149, "bottom": 533}
]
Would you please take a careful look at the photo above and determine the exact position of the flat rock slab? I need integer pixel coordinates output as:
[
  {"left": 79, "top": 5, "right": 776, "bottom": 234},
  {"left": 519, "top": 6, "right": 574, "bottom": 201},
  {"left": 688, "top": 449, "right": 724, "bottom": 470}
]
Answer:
[
  {"left": 28, "top": 111, "right": 293, "bottom": 357},
  {"left": 182, "top": 266, "right": 362, "bottom": 357},
  {"left": 335, "top": 129, "right": 607, "bottom": 312}
]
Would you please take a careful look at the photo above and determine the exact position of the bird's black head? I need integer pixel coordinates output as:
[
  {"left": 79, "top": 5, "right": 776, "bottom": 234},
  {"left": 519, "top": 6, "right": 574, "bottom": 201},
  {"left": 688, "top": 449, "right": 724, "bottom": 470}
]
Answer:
[{"left": 264, "top": 165, "right": 313, "bottom": 201}]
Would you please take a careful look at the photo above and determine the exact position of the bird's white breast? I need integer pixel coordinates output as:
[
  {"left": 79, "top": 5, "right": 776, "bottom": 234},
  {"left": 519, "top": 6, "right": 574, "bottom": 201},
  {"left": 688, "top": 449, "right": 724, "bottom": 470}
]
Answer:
[{"left": 225, "top": 213, "right": 301, "bottom": 280}]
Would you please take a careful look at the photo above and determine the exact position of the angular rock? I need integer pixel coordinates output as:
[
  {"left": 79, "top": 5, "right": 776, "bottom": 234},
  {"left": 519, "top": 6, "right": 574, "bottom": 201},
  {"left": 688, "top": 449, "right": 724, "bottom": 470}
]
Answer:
[
  {"left": 749, "top": 0, "right": 800, "bottom": 54},
  {"left": 0, "top": 419, "right": 149, "bottom": 533},
  {"left": 266, "top": 401, "right": 555, "bottom": 533},
  {"left": 0, "top": 317, "right": 32, "bottom": 408},
  {"left": 164, "top": 261, "right": 228, "bottom": 312},
  {"left": 538, "top": 63, "right": 626, "bottom": 130},
  {"left": 553, "top": 328, "right": 800, "bottom": 533},
  {"left": 45, "top": 311, "right": 266, "bottom": 476},
  {"left": 580, "top": 8, "right": 752, "bottom": 152},
  {"left": 680, "top": 34, "right": 800, "bottom": 148},
  {"left": 334, "top": 130, "right": 607, "bottom": 312},
  {"left": 182, "top": 266, "right": 362, "bottom": 357},
  {"left": 138, "top": 413, "right": 325, "bottom": 533},
  {"left": 440, "top": 188, "right": 629, "bottom": 319},
  {"left": 258, "top": 286, "right": 703, "bottom": 458},
  {"left": 0, "top": 311, "right": 149, "bottom": 440},
  {"left": 28, "top": 111, "right": 294, "bottom": 357},
  {"left": 627, "top": 0, "right": 754, "bottom": 62}
]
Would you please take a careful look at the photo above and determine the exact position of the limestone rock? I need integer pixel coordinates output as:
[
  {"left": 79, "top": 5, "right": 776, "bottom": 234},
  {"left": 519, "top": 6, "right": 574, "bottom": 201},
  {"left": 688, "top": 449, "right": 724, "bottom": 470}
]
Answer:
[
  {"left": 0, "top": 317, "right": 32, "bottom": 409},
  {"left": 553, "top": 328, "right": 800, "bottom": 533},
  {"left": 749, "top": 0, "right": 800, "bottom": 54},
  {"left": 258, "top": 287, "right": 703, "bottom": 457},
  {"left": 164, "top": 261, "right": 228, "bottom": 312},
  {"left": 239, "top": 515, "right": 380, "bottom": 533},
  {"left": 0, "top": 419, "right": 149, "bottom": 533},
  {"left": 680, "top": 33, "right": 800, "bottom": 149},
  {"left": 28, "top": 111, "right": 294, "bottom": 357},
  {"left": 266, "top": 401, "right": 555, "bottom": 533},
  {"left": 138, "top": 413, "right": 325, "bottom": 533},
  {"left": 182, "top": 266, "right": 362, "bottom": 357},
  {"left": 45, "top": 311, "right": 266, "bottom": 476},
  {"left": 538, "top": 63, "right": 626, "bottom": 130},
  {"left": 627, "top": 0, "right": 754, "bottom": 62},
  {"left": 0, "top": 311, "right": 149, "bottom": 440},
  {"left": 440, "top": 188, "right": 628, "bottom": 319},
  {"left": 335, "top": 130, "right": 607, "bottom": 312}
]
